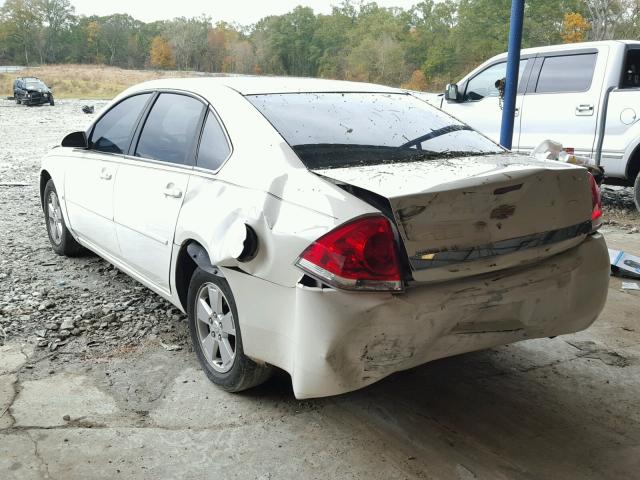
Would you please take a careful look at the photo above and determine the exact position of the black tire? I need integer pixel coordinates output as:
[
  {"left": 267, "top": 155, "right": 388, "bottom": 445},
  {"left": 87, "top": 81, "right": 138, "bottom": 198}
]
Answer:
[
  {"left": 187, "top": 267, "right": 272, "bottom": 392},
  {"left": 43, "top": 179, "right": 84, "bottom": 257},
  {"left": 49, "top": 97, "right": 55, "bottom": 106},
  {"left": 634, "top": 173, "right": 640, "bottom": 213},
  {"left": 15, "top": 96, "right": 20, "bottom": 105}
]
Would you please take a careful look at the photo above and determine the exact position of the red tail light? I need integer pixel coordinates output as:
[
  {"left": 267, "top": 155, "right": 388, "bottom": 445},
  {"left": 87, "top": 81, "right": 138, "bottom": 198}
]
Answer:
[
  {"left": 588, "top": 173, "right": 602, "bottom": 231},
  {"left": 296, "top": 215, "right": 403, "bottom": 291}
]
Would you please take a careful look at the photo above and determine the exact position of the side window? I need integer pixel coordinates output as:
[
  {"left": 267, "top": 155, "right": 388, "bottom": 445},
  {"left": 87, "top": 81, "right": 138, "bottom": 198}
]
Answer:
[
  {"left": 535, "top": 53, "right": 597, "bottom": 93},
  {"left": 196, "top": 111, "right": 231, "bottom": 171},
  {"left": 464, "top": 59, "right": 528, "bottom": 101},
  {"left": 135, "top": 93, "right": 204, "bottom": 165},
  {"left": 90, "top": 93, "right": 151, "bottom": 154}
]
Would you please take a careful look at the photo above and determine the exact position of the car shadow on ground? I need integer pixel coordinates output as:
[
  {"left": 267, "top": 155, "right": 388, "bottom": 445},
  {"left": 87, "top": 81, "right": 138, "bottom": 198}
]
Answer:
[{"left": 238, "top": 340, "right": 638, "bottom": 478}]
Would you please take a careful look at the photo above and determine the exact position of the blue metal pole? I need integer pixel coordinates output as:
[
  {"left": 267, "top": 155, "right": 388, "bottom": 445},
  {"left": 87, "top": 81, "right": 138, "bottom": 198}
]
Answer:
[{"left": 499, "top": 0, "right": 525, "bottom": 149}]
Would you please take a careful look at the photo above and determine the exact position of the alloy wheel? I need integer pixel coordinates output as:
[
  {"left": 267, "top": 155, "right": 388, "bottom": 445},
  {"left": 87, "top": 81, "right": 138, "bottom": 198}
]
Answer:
[
  {"left": 195, "top": 282, "right": 237, "bottom": 373},
  {"left": 47, "top": 191, "right": 63, "bottom": 245}
]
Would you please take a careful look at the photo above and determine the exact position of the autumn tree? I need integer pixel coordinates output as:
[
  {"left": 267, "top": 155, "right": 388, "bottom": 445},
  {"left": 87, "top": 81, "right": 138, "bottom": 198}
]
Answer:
[
  {"left": 2, "top": 0, "right": 640, "bottom": 89},
  {"left": 149, "top": 35, "right": 175, "bottom": 69},
  {"left": 401, "top": 69, "right": 429, "bottom": 91},
  {"left": 562, "top": 12, "right": 591, "bottom": 43},
  {"left": 85, "top": 20, "right": 100, "bottom": 62}
]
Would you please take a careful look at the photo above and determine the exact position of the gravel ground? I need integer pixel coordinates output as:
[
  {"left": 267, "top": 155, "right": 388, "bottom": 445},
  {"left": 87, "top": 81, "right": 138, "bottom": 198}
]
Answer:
[
  {"left": 601, "top": 184, "right": 640, "bottom": 232},
  {"left": 0, "top": 99, "right": 188, "bottom": 356}
]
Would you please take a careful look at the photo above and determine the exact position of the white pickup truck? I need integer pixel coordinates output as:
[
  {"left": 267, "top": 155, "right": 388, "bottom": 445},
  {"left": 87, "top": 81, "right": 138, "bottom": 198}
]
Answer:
[{"left": 420, "top": 40, "right": 640, "bottom": 210}]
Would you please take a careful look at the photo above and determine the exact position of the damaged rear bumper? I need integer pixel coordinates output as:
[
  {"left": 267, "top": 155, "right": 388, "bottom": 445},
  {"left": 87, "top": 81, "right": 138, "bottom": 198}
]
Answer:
[
  {"left": 290, "top": 233, "right": 609, "bottom": 398},
  {"left": 225, "top": 233, "right": 609, "bottom": 399}
]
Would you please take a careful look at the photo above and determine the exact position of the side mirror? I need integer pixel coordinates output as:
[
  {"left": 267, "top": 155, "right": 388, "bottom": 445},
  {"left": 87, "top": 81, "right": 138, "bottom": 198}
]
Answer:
[
  {"left": 61, "top": 131, "right": 88, "bottom": 149},
  {"left": 495, "top": 77, "right": 506, "bottom": 99},
  {"left": 444, "top": 83, "right": 460, "bottom": 102}
]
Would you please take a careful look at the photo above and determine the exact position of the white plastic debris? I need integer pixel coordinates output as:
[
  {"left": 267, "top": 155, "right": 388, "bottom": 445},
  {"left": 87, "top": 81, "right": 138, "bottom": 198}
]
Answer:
[
  {"left": 531, "top": 140, "right": 603, "bottom": 181},
  {"left": 609, "top": 249, "right": 640, "bottom": 279},
  {"left": 532, "top": 140, "right": 564, "bottom": 161},
  {"left": 160, "top": 342, "right": 182, "bottom": 351},
  {"left": 621, "top": 282, "right": 640, "bottom": 291}
]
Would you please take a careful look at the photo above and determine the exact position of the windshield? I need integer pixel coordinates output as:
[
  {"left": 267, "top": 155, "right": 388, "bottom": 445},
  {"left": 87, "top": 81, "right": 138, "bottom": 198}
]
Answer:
[
  {"left": 26, "top": 80, "right": 46, "bottom": 89},
  {"left": 247, "top": 92, "right": 503, "bottom": 169}
]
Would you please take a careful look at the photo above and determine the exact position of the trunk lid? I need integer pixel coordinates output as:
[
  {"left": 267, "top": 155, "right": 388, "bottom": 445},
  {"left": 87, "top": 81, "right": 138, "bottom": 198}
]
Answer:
[{"left": 314, "top": 154, "right": 594, "bottom": 283}]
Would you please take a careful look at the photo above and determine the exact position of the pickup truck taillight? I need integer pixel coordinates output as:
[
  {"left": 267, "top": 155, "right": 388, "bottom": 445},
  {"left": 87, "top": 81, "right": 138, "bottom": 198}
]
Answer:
[
  {"left": 589, "top": 173, "right": 602, "bottom": 231},
  {"left": 296, "top": 215, "right": 403, "bottom": 292}
]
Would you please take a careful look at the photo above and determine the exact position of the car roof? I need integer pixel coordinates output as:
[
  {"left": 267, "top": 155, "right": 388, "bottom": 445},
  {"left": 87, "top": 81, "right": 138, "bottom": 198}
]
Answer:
[{"left": 127, "top": 75, "right": 402, "bottom": 96}]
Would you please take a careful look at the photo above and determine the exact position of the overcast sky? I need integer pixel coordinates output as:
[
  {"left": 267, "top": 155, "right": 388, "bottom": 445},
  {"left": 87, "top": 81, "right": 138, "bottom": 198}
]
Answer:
[{"left": 68, "top": 0, "right": 421, "bottom": 25}]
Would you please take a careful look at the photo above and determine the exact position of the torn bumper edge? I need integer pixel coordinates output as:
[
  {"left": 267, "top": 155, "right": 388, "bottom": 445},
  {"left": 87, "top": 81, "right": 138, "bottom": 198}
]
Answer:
[{"left": 224, "top": 234, "right": 609, "bottom": 399}]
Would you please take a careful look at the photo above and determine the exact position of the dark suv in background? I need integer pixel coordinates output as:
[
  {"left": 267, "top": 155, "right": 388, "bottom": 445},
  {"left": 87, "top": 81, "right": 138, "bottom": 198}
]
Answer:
[{"left": 13, "top": 77, "right": 54, "bottom": 106}]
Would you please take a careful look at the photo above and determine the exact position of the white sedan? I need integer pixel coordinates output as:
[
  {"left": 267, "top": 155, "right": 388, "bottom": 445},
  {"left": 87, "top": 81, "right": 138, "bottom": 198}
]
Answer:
[{"left": 40, "top": 77, "right": 610, "bottom": 398}]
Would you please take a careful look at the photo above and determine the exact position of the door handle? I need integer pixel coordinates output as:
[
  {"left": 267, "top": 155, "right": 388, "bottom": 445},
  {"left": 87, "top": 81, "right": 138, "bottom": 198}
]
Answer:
[
  {"left": 99, "top": 168, "right": 112, "bottom": 180},
  {"left": 514, "top": 107, "right": 520, "bottom": 117},
  {"left": 163, "top": 186, "right": 183, "bottom": 199},
  {"left": 575, "top": 104, "right": 594, "bottom": 116}
]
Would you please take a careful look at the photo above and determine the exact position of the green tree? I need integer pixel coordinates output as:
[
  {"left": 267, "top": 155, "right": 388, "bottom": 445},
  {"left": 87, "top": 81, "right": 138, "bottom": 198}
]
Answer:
[
  {"left": 164, "top": 16, "right": 209, "bottom": 70},
  {"left": 34, "top": 0, "right": 75, "bottom": 62},
  {"left": 0, "top": 0, "right": 40, "bottom": 64}
]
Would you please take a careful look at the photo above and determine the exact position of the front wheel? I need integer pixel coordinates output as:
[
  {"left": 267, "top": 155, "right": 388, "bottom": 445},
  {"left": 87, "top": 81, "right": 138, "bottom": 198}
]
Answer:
[
  {"left": 187, "top": 268, "right": 272, "bottom": 392},
  {"left": 634, "top": 173, "right": 640, "bottom": 213},
  {"left": 43, "top": 179, "right": 84, "bottom": 256},
  {"left": 49, "top": 96, "right": 55, "bottom": 106}
]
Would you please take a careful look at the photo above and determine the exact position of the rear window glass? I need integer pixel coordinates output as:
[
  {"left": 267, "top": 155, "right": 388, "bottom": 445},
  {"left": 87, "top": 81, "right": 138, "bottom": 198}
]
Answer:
[
  {"left": 247, "top": 92, "right": 503, "bottom": 169},
  {"left": 535, "top": 53, "right": 597, "bottom": 93}
]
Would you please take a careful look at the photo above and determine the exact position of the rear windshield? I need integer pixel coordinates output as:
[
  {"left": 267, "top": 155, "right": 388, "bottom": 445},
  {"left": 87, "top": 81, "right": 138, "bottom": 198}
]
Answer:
[{"left": 246, "top": 92, "right": 503, "bottom": 169}]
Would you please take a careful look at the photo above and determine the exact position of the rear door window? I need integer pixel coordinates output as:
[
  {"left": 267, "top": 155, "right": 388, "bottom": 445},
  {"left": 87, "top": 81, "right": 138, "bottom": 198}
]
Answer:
[
  {"left": 90, "top": 93, "right": 152, "bottom": 154},
  {"left": 196, "top": 111, "right": 231, "bottom": 171},
  {"left": 135, "top": 93, "right": 204, "bottom": 165},
  {"left": 535, "top": 53, "right": 597, "bottom": 93}
]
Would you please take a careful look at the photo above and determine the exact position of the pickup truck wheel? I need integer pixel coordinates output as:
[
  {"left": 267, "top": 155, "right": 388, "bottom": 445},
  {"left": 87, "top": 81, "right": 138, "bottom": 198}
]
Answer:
[
  {"left": 634, "top": 174, "right": 640, "bottom": 213},
  {"left": 49, "top": 97, "right": 55, "bottom": 106},
  {"left": 187, "top": 268, "right": 272, "bottom": 392},
  {"left": 15, "top": 97, "right": 20, "bottom": 105},
  {"left": 43, "top": 180, "right": 84, "bottom": 257}
]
